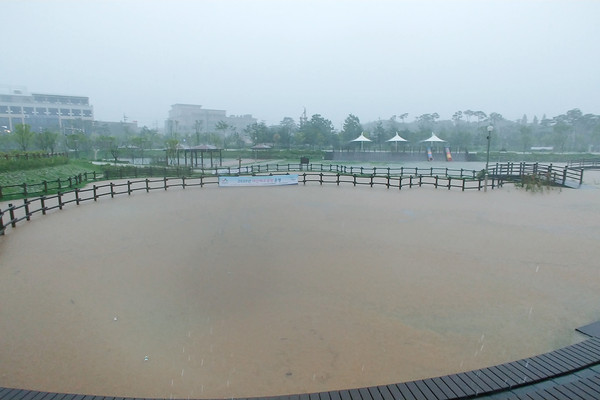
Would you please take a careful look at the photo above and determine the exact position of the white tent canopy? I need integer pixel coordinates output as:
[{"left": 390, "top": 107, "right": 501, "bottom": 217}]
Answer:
[
  {"left": 387, "top": 132, "right": 408, "bottom": 142},
  {"left": 351, "top": 132, "right": 372, "bottom": 142},
  {"left": 387, "top": 132, "right": 408, "bottom": 151},
  {"left": 351, "top": 132, "right": 371, "bottom": 150},
  {"left": 420, "top": 132, "right": 446, "bottom": 143}
]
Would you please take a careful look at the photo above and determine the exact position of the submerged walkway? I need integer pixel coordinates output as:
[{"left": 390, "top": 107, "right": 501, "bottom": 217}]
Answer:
[{"left": 1, "top": 329, "right": 599, "bottom": 400}]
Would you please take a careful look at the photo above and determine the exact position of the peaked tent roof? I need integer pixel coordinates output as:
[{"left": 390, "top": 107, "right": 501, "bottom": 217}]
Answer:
[
  {"left": 387, "top": 132, "right": 408, "bottom": 142},
  {"left": 351, "top": 132, "right": 372, "bottom": 142},
  {"left": 420, "top": 132, "right": 446, "bottom": 143}
]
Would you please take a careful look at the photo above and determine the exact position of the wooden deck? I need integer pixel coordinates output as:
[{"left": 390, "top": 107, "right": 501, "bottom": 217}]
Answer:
[{"left": 1, "top": 335, "right": 599, "bottom": 400}]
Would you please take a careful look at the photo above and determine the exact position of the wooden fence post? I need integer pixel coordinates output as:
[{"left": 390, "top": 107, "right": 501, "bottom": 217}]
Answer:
[
  {"left": 41, "top": 196, "right": 47, "bottom": 215},
  {"left": 24, "top": 198, "right": 31, "bottom": 221},
  {"left": 75, "top": 188, "right": 80, "bottom": 205},
  {"left": 9, "top": 204, "right": 16, "bottom": 227},
  {"left": 0, "top": 210, "right": 4, "bottom": 235},
  {"left": 127, "top": 181, "right": 132, "bottom": 195},
  {"left": 182, "top": 176, "right": 186, "bottom": 189},
  {"left": 58, "top": 193, "right": 63, "bottom": 210},
  {"left": 110, "top": 183, "right": 115, "bottom": 198},
  {"left": 164, "top": 176, "right": 168, "bottom": 190},
  {"left": 93, "top": 185, "right": 98, "bottom": 201},
  {"left": 146, "top": 179, "right": 150, "bottom": 192}
]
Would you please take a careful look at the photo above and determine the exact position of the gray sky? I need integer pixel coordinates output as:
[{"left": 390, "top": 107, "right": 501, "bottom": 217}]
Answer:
[{"left": 2, "top": 0, "right": 599, "bottom": 129}]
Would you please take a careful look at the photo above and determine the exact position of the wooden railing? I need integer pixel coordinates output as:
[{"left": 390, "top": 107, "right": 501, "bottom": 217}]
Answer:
[
  {"left": 0, "top": 171, "right": 499, "bottom": 236},
  {"left": 567, "top": 158, "right": 600, "bottom": 170},
  {"left": 0, "top": 162, "right": 585, "bottom": 235},
  {"left": 488, "top": 162, "right": 584, "bottom": 187}
]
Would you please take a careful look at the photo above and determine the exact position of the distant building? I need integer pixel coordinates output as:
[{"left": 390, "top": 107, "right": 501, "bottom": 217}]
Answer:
[
  {"left": 92, "top": 120, "right": 139, "bottom": 138},
  {"left": 165, "top": 104, "right": 256, "bottom": 137},
  {"left": 0, "top": 86, "right": 94, "bottom": 134}
]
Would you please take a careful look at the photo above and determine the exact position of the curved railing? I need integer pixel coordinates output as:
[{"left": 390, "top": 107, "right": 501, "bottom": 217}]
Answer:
[
  {"left": 0, "top": 161, "right": 585, "bottom": 236},
  {"left": 0, "top": 169, "right": 499, "bottom": 236}
]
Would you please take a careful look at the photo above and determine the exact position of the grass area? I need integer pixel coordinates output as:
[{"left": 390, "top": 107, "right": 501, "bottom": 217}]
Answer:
[{"left": 0, "top": 160, "right": 104, "bottom": 200}]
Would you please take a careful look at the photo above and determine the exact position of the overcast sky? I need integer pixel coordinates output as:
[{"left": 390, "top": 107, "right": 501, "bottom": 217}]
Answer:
[{"left": 2, "top": 0, "right": 599, "bottom": 129}]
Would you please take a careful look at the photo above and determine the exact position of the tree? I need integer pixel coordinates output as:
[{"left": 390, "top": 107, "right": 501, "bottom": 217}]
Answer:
[
  {"left": 65, "top": 132, "right": 88, "bottom": 158},
  {"left": 373, "top": 120, "right": 386, "bottom": 150},
  {"left": 416, "top": 113, "right": 439, "bottom": 133},
  {"left": 452, "top": 111, "right": 463, "bottom": 126},
  {"left": 165, "top": 138, "right": 179, "bottom": 165},
  {"left": 13, "top": 124, "right": 35, "bottom": 151},
  {"left": 341, "top": 114, "right": 362, "bottom": 144},
  {"left": 36, "top": 129, "right": 59, "bottom": 153},
  {"left": 244, "top": 122, "right": 270, "bottom": 144},
  {"left": 277, "top": 117, "right": 297, "bottom": 149},
  {"left": 298, "top": 114, "right": 334, "bottom": 148},
  {"left": 519, "top": 125, "right": 533, "bottom": 152}
]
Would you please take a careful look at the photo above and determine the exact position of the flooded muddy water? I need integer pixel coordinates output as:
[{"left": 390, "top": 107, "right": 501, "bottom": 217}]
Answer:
[{"left": 1, "top": 179, "right": 599, "bottom": 398}]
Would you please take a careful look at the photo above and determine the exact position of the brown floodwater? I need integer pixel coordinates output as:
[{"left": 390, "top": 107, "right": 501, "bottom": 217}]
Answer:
[{"left": 1, "top": 177, "right": 599, "bottom": 399}]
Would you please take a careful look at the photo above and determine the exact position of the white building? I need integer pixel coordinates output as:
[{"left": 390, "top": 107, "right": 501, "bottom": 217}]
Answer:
[
  {"left": 165, "top": 103, "right": 256, "bottom": 137},
  {"left": 0, "top": 86, "right": 94, "bottom": 133}
]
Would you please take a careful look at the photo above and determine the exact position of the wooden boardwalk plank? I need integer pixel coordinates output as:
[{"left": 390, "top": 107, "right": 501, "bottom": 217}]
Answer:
[
  {"left": 433, "top": 376, "right": 463, "bottom": 398},
  {"left": 356, "top": 388, "right": 371, "bottom": 400},
  {"left": 420, "top": 379, "right": 447, "bottom": 399},
  {"left": 544, "top": 385, "right": 584, "bottom": 400},
  {"left": 479, "top": 367, "right": 510, "bottom": 390},
  {"left": 365, "top": 387, "right": 384, "bottom": 400},
  {"left": 373, "top": 386, "right": 394, "bottom": 400},
  {"left": 561, "top": 379, "right": 600, "bottom": 399},
  {"left": 523, "top": 358, "right": 560, "bottom": 377},
  {"left": 404, "top": 381, "right": 429, "bottom": 400},
  {"left": 348, "top": 388, "right": 362, "bottom": 400},
  {"left": 386, "top": 384, "right": 414, "bottom": 400},
  {"left": 568, "top": 343, "right": 600, "bottom": 363},
  {"left": 445, "top": 374, "right": 477, "bottom": 397},
  {"left": 557, "top": 346, "right": 596, "bottom": 365},
  {"left": 328, "top": 391, "right": 342, "bottom": 400},
  {"left": 505, "top": 360, "right": 544, "bottom": 383},
  {"left": 389, "top": 383, "right": 416, "bottom": 400},
  {"left": 338, "top": 390, "right": 352, "bottom": 400},
  {"left": 552, "top": 348, "right": 589, "bottom": 370},
  {"left": 540, "top": 349, "right": 578, "bottom": 371},
  {"left": 527, "top": 390, "right": 558, "bottom": 400},
  {"left": 463, "top": 370, "right": 497, "bottom": 392},
  {"left": 579, "top": 375, "right": 600, "bottom": 394},
  {"left": 492, "top": 364, "right": 523, "bottom": 386},
  {"left": 535, "top": 353, "right": 572, "bottom": 374}
]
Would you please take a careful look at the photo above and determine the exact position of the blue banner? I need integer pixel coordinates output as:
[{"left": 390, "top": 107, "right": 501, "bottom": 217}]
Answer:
[{"left": 218, "top": 175, "right": 298, "bottom": 187}]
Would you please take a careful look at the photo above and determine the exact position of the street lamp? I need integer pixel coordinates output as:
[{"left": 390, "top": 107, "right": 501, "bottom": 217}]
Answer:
[{"left": 485, "top": 125, "right": 493, "bottom": 191}]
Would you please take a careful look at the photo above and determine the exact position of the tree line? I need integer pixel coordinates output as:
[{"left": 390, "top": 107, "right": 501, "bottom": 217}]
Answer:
[{"left": 1, "top": 108, "right": 599, "bottom": 159}]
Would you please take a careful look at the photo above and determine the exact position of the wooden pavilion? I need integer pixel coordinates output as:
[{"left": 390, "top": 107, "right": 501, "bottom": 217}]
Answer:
[{"left": 182, "top": 144, "right": 223, "bottom": 168}]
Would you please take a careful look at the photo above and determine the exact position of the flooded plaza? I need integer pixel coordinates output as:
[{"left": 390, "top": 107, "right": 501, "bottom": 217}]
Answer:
[{"left": 1, "top": 173, "right": 599, "bottom": 399}]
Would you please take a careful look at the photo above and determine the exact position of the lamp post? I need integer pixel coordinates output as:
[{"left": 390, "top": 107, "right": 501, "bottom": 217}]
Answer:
[{"left": 485, "top": 125, "right": 493, "bottom": 192}]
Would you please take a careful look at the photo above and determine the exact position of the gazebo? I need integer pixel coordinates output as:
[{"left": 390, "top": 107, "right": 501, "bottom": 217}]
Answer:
[
  {"left": 420, "top": 132, "right": 448, "bottom": 161},
  {"left": 351, "top": 132, "right": 372, "bottom": 151},
  {"left": 182, "top": 144, "right": 223, "bottom": 168},
  {"left": 386, "top": 132, "right": 408, "bottom": 151}
]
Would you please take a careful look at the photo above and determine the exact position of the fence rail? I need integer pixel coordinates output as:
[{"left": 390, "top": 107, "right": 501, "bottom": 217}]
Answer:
[
  {"left": 567, "top": 158, "right": 600, "bottom": 169},
  {"left": 0, "top": 171, "right": 500, "bottom": 236},
  {"left": 3, "top": 161, "right": 581, "bottom": 200},
  {"left": 0, "top": 161, "right": 584, "bottom": 235}
]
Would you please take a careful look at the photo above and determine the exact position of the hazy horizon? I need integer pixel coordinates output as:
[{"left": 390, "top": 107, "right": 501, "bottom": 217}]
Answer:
[{"left": 2, "top": 0, "right": 599, "bottom": 129}]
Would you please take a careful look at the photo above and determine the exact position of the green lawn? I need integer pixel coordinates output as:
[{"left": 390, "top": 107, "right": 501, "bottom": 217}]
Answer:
[{"left": 0, "top": 161, "right": 103, "bottom": 200}]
